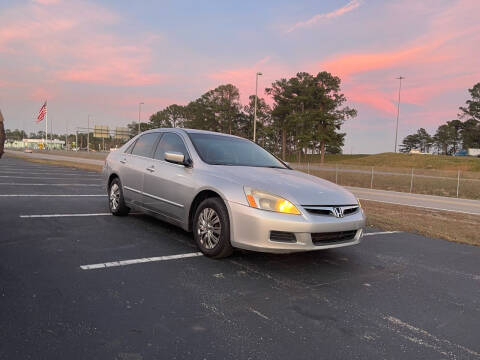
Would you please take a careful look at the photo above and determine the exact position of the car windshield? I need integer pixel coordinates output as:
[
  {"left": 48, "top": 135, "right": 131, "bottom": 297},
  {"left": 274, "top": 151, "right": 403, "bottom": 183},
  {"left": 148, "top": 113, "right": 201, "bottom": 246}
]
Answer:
[{"left": 189, "top": 133, "right": 287, "bottom": 168}]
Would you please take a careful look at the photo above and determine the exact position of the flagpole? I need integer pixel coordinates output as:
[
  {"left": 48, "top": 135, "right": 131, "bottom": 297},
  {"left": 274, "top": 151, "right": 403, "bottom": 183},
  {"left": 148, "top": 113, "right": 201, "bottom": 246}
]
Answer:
[{"left": 45, "top": 100, "right": 48, "bottom": 150}]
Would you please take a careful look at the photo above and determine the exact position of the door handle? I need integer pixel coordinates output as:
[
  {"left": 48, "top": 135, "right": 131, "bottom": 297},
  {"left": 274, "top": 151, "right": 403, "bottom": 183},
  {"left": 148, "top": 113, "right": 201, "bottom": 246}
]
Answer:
[
  {"left": 120, "top": 158, "right": 127, "bottom": 164},
  {"left": 146, "top": 166, "right": 155, "bottom": 172}
]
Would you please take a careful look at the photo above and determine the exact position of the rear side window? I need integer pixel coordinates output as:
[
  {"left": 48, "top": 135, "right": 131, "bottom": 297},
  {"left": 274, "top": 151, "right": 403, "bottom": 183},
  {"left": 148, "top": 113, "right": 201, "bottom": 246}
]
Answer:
[
  {"left": 124, "top": 140, "right": 136, "bottom": 154},
  {"left": 154, "top": 133, "right": 189, "bottom": 161},
  {"left": 131, "top": 133, "right": 160, "bottom": 158}
]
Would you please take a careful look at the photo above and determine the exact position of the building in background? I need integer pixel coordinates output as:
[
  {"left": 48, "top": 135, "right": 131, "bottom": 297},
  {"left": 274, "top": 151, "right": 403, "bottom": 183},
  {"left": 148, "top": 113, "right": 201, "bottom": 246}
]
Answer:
[{"left": 5, "top": 138, "right": 65, "bottom": 150}]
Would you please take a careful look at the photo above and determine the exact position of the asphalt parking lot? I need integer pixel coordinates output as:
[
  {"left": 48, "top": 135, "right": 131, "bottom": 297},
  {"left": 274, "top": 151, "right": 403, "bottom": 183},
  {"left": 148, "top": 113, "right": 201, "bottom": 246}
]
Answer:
[{"left": 1, "top": 156, "right": 479, "bottom": 360}]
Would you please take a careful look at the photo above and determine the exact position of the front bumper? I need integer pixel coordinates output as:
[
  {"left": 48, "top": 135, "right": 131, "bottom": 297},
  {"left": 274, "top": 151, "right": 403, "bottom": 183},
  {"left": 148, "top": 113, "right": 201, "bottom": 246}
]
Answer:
[{"left": 228, "top": 201, "right": 365, "bottom": 253}]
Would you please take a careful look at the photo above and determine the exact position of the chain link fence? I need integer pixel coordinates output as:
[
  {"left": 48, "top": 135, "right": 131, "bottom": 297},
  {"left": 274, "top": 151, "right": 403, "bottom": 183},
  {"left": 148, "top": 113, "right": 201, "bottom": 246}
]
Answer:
[{"left": 292, "top": 163, "right": 480, "bottom": 200}]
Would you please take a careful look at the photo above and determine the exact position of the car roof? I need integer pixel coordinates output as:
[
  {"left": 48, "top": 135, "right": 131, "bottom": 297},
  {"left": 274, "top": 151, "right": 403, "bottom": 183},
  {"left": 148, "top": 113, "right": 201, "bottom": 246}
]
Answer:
[{"left": 145, "top": 128, "right": 245, "bottom": 140}]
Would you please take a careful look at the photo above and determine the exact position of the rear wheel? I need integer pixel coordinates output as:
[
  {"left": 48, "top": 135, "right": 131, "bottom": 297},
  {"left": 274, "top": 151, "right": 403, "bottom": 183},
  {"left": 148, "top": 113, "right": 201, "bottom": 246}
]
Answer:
[
  {"left": 193, "top": 197, "right": 233, "bottom": 258},
  {"left": 109, "top": 177, "right": 130, "bottom": 216}
]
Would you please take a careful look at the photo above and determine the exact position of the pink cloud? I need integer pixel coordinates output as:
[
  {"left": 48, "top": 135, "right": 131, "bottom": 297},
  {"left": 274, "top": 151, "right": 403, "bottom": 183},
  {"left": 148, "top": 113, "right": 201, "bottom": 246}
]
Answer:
[
  {"left": 346, "top": 87, "right": 396, "bottom": 115},
  {"left": 32, "top": 0, "right": 62, "bottom": 5},
  {"left": 0, "top": 1, "right": 163, "bottom": 87},
  {"left": 314, "top": 0, "right": 480, "bottom": 120},
  {"left": 287, "top": 0, "right": 361, "bottom": 33},
  {"left": 208, "top": 56, "right": 295, "bottom": 104}
]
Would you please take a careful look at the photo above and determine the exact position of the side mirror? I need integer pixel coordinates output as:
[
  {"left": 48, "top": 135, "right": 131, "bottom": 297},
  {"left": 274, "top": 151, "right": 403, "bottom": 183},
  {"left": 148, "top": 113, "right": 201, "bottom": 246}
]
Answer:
[{"left": 165, "top": 151, "right": 190, "bottom": 167}]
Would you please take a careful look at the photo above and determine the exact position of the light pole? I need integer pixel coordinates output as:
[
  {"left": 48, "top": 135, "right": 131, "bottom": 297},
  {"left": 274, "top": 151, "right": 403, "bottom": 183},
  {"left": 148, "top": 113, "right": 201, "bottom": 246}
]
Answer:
[
  {"left": 394, "top": 76, "right": 404, "bottom": 153},
  {"left": 253, "top": 72, "right": 262, "bottom": 142},
  {"left": 138, "top": 102, "right": 144, "bottom": 135},
  {"left": 87, "top": 114, "right": 91, "bottom": 152}
]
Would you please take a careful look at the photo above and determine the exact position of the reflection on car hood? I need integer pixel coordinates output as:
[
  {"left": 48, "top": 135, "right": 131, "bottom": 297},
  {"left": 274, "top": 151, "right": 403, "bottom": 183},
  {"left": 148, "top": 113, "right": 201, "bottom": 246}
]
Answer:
[{"left": 210, "top": 166, "right": 358, "bottom": 206}]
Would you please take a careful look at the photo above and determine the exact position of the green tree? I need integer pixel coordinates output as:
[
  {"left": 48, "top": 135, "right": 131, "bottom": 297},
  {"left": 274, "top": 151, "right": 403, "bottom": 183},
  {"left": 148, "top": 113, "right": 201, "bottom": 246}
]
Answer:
[
  {"left": 5, "top": 128, "right": 27, "bottom": 141},
  {"left": 267, "top": 72, "right": 356, "bottom": 162},
  {"left": 461, "top": 118, "right": 480, "bottom": 149},
  {"left": 400, "top": 133, "right": 420, "bottom": 153},
  {"left": 126, "top": 121, "right": 151, "bottom": 138},
  {"left": 183, "top": 91, "right": 219, "bottom": 131},
  {"left": 446, "top": 120, "right": 462, "bottom": 153},
  {"left": 459, "top": 82, "right": 480, "bottom": 121},
  {"left": 416, "top": 128, "right": 433, "bottom": 153},
  {"left": 433, "top": 124, "right": 455, "bottom": 155},
  {"left": 265, "top": 78, "right": 293, "bottom": 160},
  {"left": 212, "top": 84, "right": 242, "bottom": 134},
  {"left": 243, "top": 95, "right": 271, "bottom": 145},
  {"left": 150, "top": 104, "right": 187, "bottom": 129}
]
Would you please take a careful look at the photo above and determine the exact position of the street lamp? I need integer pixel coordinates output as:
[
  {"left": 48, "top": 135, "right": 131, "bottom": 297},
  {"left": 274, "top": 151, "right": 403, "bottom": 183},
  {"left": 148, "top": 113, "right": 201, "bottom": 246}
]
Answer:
[
  {"left": 394, "top": 76, "right": 404, "bottom": 153},
  {"left": 138, "top": 102, "right": 144, "bottom": 135},
  {"left": 253, "top": 72, "right": 262, "bottom": 142}
]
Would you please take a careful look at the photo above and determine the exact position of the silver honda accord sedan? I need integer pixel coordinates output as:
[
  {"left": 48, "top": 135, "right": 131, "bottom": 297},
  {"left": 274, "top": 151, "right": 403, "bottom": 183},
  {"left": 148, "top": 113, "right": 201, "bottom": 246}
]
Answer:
[{"left": 103, "top": 128, "right": 365, "bottom": 258}]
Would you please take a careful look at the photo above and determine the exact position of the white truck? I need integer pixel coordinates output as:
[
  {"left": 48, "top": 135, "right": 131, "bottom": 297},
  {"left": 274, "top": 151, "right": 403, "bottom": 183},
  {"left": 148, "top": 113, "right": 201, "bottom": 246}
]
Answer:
[{"left": 468, "top": 148, "right": 480, "bottom": 157}]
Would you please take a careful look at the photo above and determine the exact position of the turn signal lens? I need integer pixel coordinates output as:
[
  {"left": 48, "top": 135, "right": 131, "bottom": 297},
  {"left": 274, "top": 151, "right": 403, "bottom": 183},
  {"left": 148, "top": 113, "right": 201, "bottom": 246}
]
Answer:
[
  {"left": 244, "top": 187, "right": 301, "bottom": 215},
  {"left": 276, "top": 199, "right": 300, "bottom": 215},
  {"left": 247, "top": 194, "right": 258, "bottom": 208}
]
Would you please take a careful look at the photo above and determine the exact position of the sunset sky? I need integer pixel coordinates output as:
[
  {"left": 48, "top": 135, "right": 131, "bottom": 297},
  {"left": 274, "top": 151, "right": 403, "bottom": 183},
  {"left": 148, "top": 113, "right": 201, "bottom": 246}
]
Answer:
[{"left": 0, "top": 0, "right": 479, "bottom": 153}]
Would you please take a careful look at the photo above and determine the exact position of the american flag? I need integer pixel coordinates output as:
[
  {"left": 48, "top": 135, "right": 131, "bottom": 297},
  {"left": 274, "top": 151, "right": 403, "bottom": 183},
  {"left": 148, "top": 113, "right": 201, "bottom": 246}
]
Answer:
[{"left": 36, "top": 101, "right": 47, "bottom": 123}]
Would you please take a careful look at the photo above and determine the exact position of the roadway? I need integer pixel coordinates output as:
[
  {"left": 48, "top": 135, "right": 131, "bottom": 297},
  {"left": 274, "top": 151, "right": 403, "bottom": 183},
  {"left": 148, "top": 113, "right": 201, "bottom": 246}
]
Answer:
[
  {"left": 0, "top": 157, "right": 479, "bottom": 359},
  {"left": 6, "top": 150, "right": 480, "bottom": 216},
  {"left": 348, "top": 186, "right": 480, "bottom": 215}
]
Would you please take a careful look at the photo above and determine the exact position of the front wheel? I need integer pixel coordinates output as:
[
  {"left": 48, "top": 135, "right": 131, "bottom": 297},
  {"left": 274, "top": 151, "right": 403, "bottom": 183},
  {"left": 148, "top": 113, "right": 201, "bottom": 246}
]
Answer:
[
  {"left": 193, "top": 197, "right": 233, "bottom": 258},
  {"left": 108, "top": 178, "right": 130, "bottom": 216}
]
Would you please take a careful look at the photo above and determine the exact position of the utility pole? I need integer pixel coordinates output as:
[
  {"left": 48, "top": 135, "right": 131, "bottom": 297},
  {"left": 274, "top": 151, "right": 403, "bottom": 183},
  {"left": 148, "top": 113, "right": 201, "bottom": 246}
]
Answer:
[
  {"left": 87, "top": 114, "right": 91, "bottom": 152},
  {"left": 45, "top": 100, "right": 48, "bottom": 150},
  {"left": 253, "top": 72, "right": 262, "bottom": 142},
  {"left": 138, "top": 102, "right": 144, "bottom": 135},
  {"left": 65, "top": 118, "right": 68, "bottom": 150},
  {"left": 394, "top": 76, "right": 404, "bottom": 153}
]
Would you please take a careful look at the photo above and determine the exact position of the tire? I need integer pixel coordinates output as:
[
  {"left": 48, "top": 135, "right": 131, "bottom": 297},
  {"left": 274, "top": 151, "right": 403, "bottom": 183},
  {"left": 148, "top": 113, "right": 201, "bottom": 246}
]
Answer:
[
  {"left": 193, "top": 197, "right": 233, "bottom": 258},
  {"left": 108, "top": 177, "right": 130, "bottom": 216}
]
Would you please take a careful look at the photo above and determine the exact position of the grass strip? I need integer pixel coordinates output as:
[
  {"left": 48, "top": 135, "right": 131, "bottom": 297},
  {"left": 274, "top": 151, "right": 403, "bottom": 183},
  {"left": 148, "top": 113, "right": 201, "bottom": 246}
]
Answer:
[
  {"left": 5, "top": 153, "right": 102, "bottom": 172},
  {"left": 362, "top": 200, "right": 480, "bottom": 246}
]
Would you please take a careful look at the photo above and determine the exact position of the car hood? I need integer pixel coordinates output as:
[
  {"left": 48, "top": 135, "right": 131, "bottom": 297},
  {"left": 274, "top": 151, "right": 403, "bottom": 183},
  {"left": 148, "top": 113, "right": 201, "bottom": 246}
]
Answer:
[{"left": 209, "top": 166, "right": 358, "bottom": 206}]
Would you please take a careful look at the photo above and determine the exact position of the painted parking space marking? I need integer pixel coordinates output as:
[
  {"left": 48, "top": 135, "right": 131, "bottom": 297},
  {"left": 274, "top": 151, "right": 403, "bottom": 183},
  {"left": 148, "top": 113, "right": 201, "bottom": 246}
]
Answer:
[
  {"left": 0, "top": 176, "right": 101, "bottom": 180},
  {"left": 0, "top": 194, "right": 104, "bottom": 197},
  {"left": 80, "top": 252, "right": 204, "bottom": 270},
  {"left": 20, "top": 213, "right": 111, "bottom": 218},
  {"left": 0, "top": 183, "right": 101, "bottom": 186},
  {"left": 384, "top": 315, "right": 480, "bottom": 357},
  {"left": 0, "top": 171, "right": 100, "bottom": 176},
  {"left": 363, "top": 231, "right": 401, "bottom": 236}
]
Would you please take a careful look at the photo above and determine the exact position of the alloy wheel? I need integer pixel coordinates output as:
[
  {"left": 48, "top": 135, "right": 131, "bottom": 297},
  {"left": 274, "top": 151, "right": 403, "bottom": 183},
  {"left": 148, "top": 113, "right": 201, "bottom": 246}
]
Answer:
[
  {"left": 197, "top": 207, "right": 221, "bottom": 249},
  {"left": 110, "top": 183, "right": 120, "bottom": 211}
]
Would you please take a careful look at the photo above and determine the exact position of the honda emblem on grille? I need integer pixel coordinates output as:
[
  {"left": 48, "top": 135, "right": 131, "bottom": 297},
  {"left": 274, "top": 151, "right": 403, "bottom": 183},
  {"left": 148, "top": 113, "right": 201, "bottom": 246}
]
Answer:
[{"left": 332, "top": 207, "right": 345, "bottom": 218}]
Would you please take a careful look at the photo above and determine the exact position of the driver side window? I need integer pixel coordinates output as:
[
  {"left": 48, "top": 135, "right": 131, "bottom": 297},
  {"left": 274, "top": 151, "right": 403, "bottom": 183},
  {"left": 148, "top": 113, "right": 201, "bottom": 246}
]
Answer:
[{"left": 154, "top": 133, "right": 189, "bottom": 161}]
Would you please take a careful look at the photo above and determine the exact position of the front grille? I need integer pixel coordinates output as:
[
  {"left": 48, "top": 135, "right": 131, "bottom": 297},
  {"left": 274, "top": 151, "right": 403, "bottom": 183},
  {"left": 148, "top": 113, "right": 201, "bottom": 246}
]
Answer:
[
  {"left": 311, "top": 230, "right": 357, "bottom": 245},
  {"left": 304, "top": 208, "right": 331, "bottom": 216},
  {"left": 342, "top": 207, "right": 359, "bottom": 216},
  {"left": 270, "top": 231, "right": 296, "bottom": 243},
  {"left": 303, "top": 205, "right": 359, "bottom": 217}
]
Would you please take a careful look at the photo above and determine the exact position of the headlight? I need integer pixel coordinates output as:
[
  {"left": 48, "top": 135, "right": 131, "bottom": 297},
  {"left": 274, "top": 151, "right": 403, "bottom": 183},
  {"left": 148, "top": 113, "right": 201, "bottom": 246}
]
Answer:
[
  {"left": 244, "top": 187, "right": 301, "bottom": 215},
  {"left": 357, "top": 199, "right": 362, "bottom": 208}
]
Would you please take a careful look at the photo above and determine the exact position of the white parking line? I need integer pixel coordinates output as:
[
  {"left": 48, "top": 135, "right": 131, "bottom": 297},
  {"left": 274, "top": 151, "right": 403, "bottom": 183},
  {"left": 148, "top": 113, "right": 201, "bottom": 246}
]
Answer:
[
  {"left": 20, "top": 213, "right": 111, "bottom": 218},
  {"left": 0, "top": 176, "right": 100, "bottom": 180},
  {"left": 0, "top": 183, "right": 101, "bottom": 186},
  {"left": 0, "top": 172, "right": 100, "bottom": 176},
  {"left": 80, "top": 252, "right": 204, "bottom": 270},
  {"left": 363, "top": 231, "right": 401, "bottom": 236},
  {"left": 0, "top": 194, "right": 104, "bottom": 197}
]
